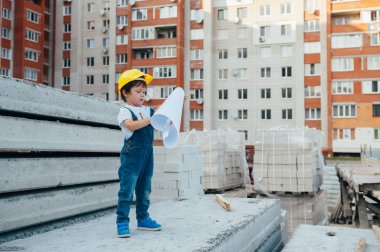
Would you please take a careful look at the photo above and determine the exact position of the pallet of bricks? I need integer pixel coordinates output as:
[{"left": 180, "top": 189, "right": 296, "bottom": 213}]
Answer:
[
  {"left": 253, "top": 127, "right": 324, "bottom": 195},
  {"left": 179, "top": 129, "right": 249, "bottom": 192}
]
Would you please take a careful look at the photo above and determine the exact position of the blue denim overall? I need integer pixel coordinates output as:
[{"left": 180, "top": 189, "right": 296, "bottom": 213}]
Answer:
[{"left": 116, "top": 107, "right": 155, "bottom": 224}]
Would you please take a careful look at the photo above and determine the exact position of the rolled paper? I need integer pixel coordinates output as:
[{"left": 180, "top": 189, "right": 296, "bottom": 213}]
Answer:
[{"left": 150, "top": 87, "right": 184, "bottom": 148}]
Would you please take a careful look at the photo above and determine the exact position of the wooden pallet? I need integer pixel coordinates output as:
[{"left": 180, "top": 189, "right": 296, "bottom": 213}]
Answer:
[{"left": 204, "top": 185, "right": 242, "bottom": 194}]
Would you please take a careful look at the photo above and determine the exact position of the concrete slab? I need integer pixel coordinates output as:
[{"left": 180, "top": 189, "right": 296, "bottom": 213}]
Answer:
[
  {"left": 0, "top": 196, "right": 283, "bottom": 252},
  {"left": 283, "top": 224, "right": 380, "bottom": 252}
]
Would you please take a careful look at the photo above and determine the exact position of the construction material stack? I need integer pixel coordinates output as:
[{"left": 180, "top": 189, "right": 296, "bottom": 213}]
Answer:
[
  {"left": 254, "top": 128, "right": 324, "bottom": 194},
  {"left": 179, "top": 130, "right": 248, "bottom": 192}
]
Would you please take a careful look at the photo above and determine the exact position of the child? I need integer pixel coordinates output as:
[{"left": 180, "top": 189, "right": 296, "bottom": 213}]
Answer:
[{"left": 116, "top": 69, "right": 161, "bottom": 238}]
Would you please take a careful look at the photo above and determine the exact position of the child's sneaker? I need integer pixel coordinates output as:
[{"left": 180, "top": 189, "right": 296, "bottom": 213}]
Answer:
[
  {"left": 117, "top": 222, "right": 131, "bottom": 238},
  {"left": 137, "top": 217, "right": 162, "bottom": 231}
]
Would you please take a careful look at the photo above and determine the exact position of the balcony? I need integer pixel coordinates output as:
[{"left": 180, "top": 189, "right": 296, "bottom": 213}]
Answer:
[{"left": 155, "top": 26, "right": 177, "bottom": 39}]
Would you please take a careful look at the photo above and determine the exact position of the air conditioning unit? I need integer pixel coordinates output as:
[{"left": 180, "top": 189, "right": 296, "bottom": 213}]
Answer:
[
  {"left": 233, "top": 16, "right": 240, "bottom": 24},
  {"left": 196, "top": 98, "right": 203, "bottom": 105},
  {"left": 259, "top": 36, "right": 265, "bottom": 42},
  {"left": 232, "top": 70, "right": 238, "bottom": 76},
  {"left": 144, "top": 95, "right": 151, "bottom": 101},
  {"left": 129, "top": 0, "right": 136, "bottom": 6},
  {"left": 117, "top": 24, "right": 124, "bottom": 30},
  {"left": 231, "top": 114, "right": 238, "bottom": 120},
  {"left": 101, "top": 27, "right": 108, "bottom": 33},
  {"left": 99, "top": 9, "right": 106, "bottom": 16},
  {"left": 195, "top": 10, "right": 204, "bottom": 24},
  {"left": 102, "top": 47, "right": 108, "bottom": 54}
]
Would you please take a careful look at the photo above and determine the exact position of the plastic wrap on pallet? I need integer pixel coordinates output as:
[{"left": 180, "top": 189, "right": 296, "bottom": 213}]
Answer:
[
  {"left": 178, "top": 129, "right": 250, "bottom": 191},
  {"left": 253, "top": 127, "right": 325, "bottom": 193}
]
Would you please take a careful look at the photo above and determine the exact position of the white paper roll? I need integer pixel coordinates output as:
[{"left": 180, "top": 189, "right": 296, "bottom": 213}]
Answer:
[{"left": 151, "top": 87, "right": 184, "bottom": 148}]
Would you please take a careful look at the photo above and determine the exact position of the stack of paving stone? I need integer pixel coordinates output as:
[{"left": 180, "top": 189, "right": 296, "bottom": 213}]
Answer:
[
  {"left": 254, "top": 128, "right": 324, "bottom": 194},
  {"left": 179, "top": 130, "right": 248, "bottom": 192},
  {"left": 151, "top": 146, "right": 204, "bottom": 200},
  {"left": 320, "top": 166, "right": 340, "bottom": 211}
]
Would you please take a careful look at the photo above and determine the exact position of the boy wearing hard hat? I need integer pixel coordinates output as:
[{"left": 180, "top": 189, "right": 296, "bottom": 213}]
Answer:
[{"left": 116, "top": 69, "right": 161, "bottom": 238}]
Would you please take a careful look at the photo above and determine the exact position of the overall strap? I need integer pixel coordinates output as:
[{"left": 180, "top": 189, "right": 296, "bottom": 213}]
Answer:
[
  {"left": 150, "top": 107, "right": 155, "bottom": 117},
  {"left": 125, "top": 107, "right": 138, "bottom": 121}
]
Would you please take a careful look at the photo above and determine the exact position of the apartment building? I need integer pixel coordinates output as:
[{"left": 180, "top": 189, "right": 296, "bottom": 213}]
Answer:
[
  {"left": 327, "top": 0, "right": 380, "bottom": 154},
  {"left": 0, "top": 0, "right": 54, "bottom": 84}
]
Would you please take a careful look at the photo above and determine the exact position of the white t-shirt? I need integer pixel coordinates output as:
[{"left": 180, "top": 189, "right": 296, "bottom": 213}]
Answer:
[{"left": 117, "top": 104, "right": 152, "bottom": 140}]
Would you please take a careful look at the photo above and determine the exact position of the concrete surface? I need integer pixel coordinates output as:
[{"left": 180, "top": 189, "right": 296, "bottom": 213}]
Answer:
[
  {"left": 283, "top": 224, "right": 380, "bottom": 252},
  {"left": 0, "top": 196, "right": 283, "bottom": 252}
]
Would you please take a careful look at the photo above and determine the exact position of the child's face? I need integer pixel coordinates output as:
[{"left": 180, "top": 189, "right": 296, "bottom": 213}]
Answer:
[{"left": 124, "top": 84, "right": 146, "bottom": 107}]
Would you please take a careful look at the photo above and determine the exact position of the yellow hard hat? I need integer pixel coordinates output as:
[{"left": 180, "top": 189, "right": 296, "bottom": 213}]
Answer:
[{"left": 118, "top": 69, "right": 153, "bottom": 94}]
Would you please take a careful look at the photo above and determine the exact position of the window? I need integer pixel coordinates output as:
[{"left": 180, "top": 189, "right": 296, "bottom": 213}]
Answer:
[
  {"left": 153, "top": 66, "right": 177, "bottom": 78},
  {"left": 374, "top": 104, "right": 380, "bottom": 117},
  {"left": 64, "top": 24, "right": 71, "bottom": 33},
  {"left": 216, "top": 29, "right": 228, "bottom": 40},
  {"left": 362, "top": 80, "right": 380, "bottom": 94},
  {"left": 282, "top": 88, "right": 292, "bottom": 98},
  {"left": 332, "top": 81, "right": 353, "bottom": 94},
  {"left": 117, "top": 15, "right": 128, "bottom": 26},
  {"left": 261, "top": 88, "right": 271, "bottom": 99},
  {"left": 100, "top": 74, "right": 109, "bottom": 84},
  {"left": 87, "top": 3, "right": 94, "bottom": 12},
  {"left": 218, "top": 9, "right": 227, "bottom": 20},
  {"left": 1, "top": 27, "right": 10, "bottom": 39},
  {"left": 219, "top": 89, "right": 228, "bottom": 100},
  {"left": 304, "top": 0, "right": 320, "bottom": 12},
  {"left": 371, "top": 10, "right": 380, "bottom": 22},
  {"left": 371, "top": 33, "right": 380, "bottom": 46},
  {"left": 24, "top": 68, "right": 38, "bottom": 81},
  {"left": 160, "top": 6, "right": 177, "bottom": 18},
  {"left": 63, "top": 6, "right": 71, "bottom": 16},
  {"left": 304, "top": 42, "right": 320, "bottom": 53},
  {"left": 333, "top": 104, "right": 356, "bottom": 118},
  {"left": 305, "top": 108, "right": 321, "bottom": 120},
  {"left": 282, "top": 66, "right": 292, "bottom": 77},
  {"left": 282, "top": 109, "right": 293, "bottom": 119},
  {"left": 24, "top": 49, "right": 38, "bottom": 62},
  {"left": 1, "top": 68, "right": 10, "bottom": 76},
  {"left": 219, "top": 110, "right": 228, "bottom": 120},
  {"left": 86, "top": 75, "right": 95, "bottom": 85},
  {"left": 281, "top": 45, "right": 293, "bottom": 57},
  {"left": 305, "top": 20, "right": 320, "bottom": 32},
  {"left": 281, "top": 3, "right": 291, "bottom": 15},
  {"left": 85, "top": 39, "right": 95, "bottom": 49},
  {"left": 103, "top": 19, "right": 110, "bottom": 29},
  {"left": 62, "top": 76, "right": 70, "bottom": 86},
  {"left": 190, "top": 110, "right": 203, "bottom": 120},
  {"left": 375, "top": 128, "right": 380, "bottom": 140},
  {"left": 332, "top": 34, "right": 362, "bottom": 48},
  {"left": 305, "top": 63, "right": 319, "bottom": 76},
  {"left": 63, "top": 42, "right": 71, "bottom": 50},
  {"left": 132, "top": 27, "right": 152, "bottom": 40},
  {"left": 333, "top": 16, "right": 351, "bottom": 25},
  {"left": 368, "top": 55, "right": 380, "bottom": 70},
  {"left": 191, "top": 69, "right": 203, "bottom": 80},
  {"left": 260, "top": 47, "right": 271, "bottom": 58},
  {"left": 281, "top": 24, "right": 291, "bottom": 36},
  {"left": 218, "top": 49, "right": 228, "bottom": 59},
  {"left": 235, "top": 68, "right": 248, "bottom": 80},
  {"left": 191, "top": 49, "right": 203, "bottom": 60},
  {"left": 261, "top": 67, "right": 271, "bottom": 78},
  {"left": 63, "top": 58, "right": 71, "bottom": 68},
  {"left": 25, "top": 29, "right": 39, "bottom": 42},
  {"left": 157, "top": 47, "right": 176, "bottom": 58},
  {"left": 116, "top": 35, "right": 128, "bottom": 45},
  {"left": 333, "top": 128, "right": 355, "bottom": 140},
  {"left": 116, "top": 53, "right": 128, "bottom": 64},
  {"left": 102, "top": 56, "right": 109, "bottom": 66},
  {"left": 118, "top": 0, "right": 128, "bottom": 6},
  {"left": 1, "top": 48, "right": 11, "bottom": 59},
  {"left": 238, "top": 109, "right": 248, "bottom": 120},
  {"left": 260, "top": 26, "right": 270, "bottom": 37},
  {"left": 261, "top": 109, "right": 271, "bottom": 120},
  {"left": 238, "top": 89, "right": 248, "bottom": 99},
  {"left": 332, "top": 58, "right": 354, "bottom": 71},
  {"left": 191, "top": 29, "right": 204, "bottom": 40},
  {"left": 238, "top": 48, "right": 247, "bottom": 59},
  {"left": 239, "top": 130, "right": 248, "bottom": 141},
  {"left": 157, "top": 86, "right": 175, "bottom": 99},
  {"left": 86, "top": 57, "right": 94, "bottom": 67},
  {"left": 132, "top": 8, "right": 148, "bottom": 20},
  {"left": 305, "top": 86, "right": 321, "bottom": 97},
  {"left": 190, "top": 89, "right": 203, "bottom": 100},
  {"left": 237, "top": 27, "right": 248, "bottom": 39},
  {"left": 87, "top": 21, "right": 95, "bottom": 31},
  {"left": 218, "top": 69, "right": 228, "bottom": 80},
  {"left": 102, "top": 38, "right": 109, "bottom": 48},
  {"left": 27, "top": 10, "right": 40, "bottom": 23},
  {"left": 237, "top": 7, "right": 247, "bottom": 18},
  {"left": 260, "top": 5, "right": 270, "bottom": 16},
  {"left": 2, "top": 8, "right": 11, "bottom": 19}
]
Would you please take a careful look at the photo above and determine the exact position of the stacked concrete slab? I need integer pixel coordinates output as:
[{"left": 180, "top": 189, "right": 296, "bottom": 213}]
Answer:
[
  {"left": 254, "top": 128, "right": 324, "bottom": 194},
  {"left": 151, "top": 146, "right": 204, "bottom": 200},
  {"left": 279, "top": 190, "right": 328, "bottom": 237},
  {"left": 179, "top": 130, "right": 248, "bottom": 191},
  {"left": 0, "top": 77, "right": 123, "bottom": 234},
  {"left": 320, "top": 165, "right": 340, "bottom": 211}
]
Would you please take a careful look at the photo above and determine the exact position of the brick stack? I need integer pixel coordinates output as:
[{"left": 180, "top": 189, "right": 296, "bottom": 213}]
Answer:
[
  {"left": 253, "top": 128, "right": 324, "bottom": 194},
  {"left": 151, "top": 146, "right": 204, "bottom": 200}
]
